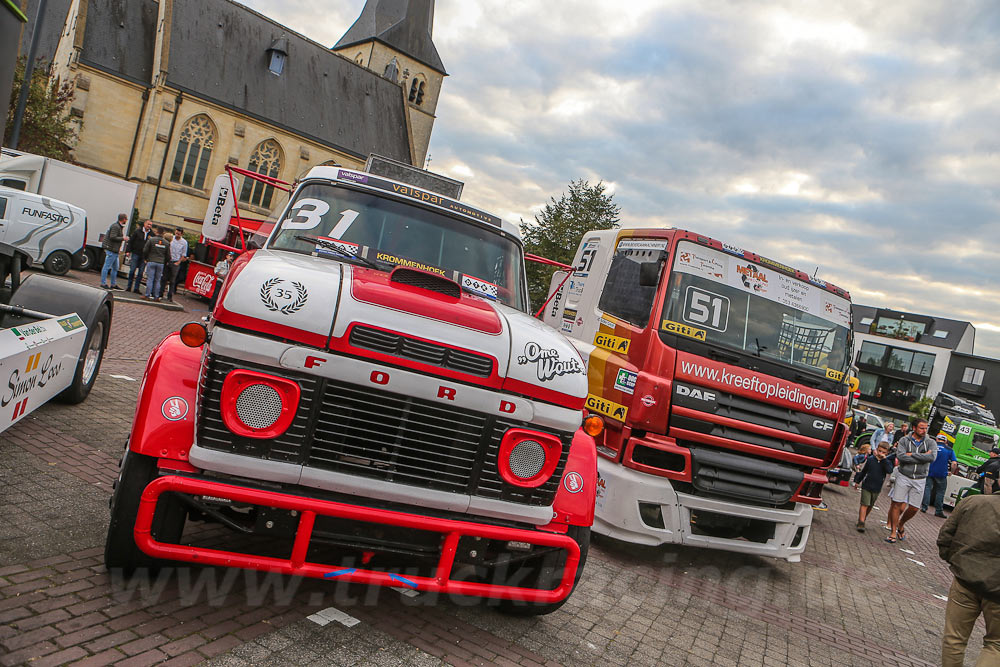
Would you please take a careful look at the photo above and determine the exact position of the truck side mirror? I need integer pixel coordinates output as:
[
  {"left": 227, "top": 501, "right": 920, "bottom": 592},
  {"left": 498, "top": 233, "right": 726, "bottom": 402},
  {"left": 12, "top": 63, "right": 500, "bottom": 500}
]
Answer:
[{"left": 639, "top": 261, "right": 661, "bottom": 287}]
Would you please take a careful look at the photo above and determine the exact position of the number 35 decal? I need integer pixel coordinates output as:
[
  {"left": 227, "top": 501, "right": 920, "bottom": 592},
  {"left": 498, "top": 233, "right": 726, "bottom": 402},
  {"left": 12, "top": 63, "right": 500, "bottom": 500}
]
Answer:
[{"left": 683, "top": 286, "right": 730, "bottom": 332}]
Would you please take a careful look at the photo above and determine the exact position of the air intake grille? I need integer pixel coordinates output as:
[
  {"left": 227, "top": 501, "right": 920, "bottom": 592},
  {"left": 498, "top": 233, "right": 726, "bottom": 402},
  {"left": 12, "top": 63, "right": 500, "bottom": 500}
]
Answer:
[
  {"left": 197, "top": 355, "right": 567, "bottom": 506},
  {"left": 390, "top": 268, "right": 461, "bottom": 298},
  {"left": 349, "top": 326, "right": 494, "bottom": 377}
]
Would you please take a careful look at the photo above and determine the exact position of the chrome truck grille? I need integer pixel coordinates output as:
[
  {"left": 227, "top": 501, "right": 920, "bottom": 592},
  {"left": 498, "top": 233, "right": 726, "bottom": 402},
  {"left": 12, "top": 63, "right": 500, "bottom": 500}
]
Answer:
[{"left": 197, "top": 356, "right": 569, "bottom": 506}]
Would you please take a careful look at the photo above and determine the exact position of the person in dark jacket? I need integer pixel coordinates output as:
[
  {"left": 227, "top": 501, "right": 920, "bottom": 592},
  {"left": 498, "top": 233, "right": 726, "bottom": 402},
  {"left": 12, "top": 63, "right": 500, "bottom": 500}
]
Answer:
[
  {"left": 100, "top": 213, "right": 128, "bottom": 289},
  {"left": 856, "top": 442, "right": 894, "bottom": 532},
  {"left": 126, "top": 219, "right": 152, "bottom": 293},
  {"left": 976, "top": 446, "right": 1000, "bottom": 495},
  {"left": 143, "top": 229, "right": 171, "bottom": 301},
  {"left": 937, "top": 493, "right": 1000, "bottom": 666}
]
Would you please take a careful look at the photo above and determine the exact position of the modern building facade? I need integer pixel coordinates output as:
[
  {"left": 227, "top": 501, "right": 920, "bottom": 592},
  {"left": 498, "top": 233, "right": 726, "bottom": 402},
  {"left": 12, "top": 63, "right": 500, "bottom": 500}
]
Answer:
[
  {"left": 941, "top": 352, "right": 1000, "bottom": 422},
  {"left": 851, "top": 305, "right": 976, "bottom": 418},
  {"left": 32, "top": 0, "right": 444, "bottom": 230}
]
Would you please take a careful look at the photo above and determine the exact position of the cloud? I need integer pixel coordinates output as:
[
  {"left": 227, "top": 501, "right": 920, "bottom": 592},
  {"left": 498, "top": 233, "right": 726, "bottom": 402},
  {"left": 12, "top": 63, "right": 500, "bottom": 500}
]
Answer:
[{"left": 235, "top": 0, "right": 1000, "bottom": 360}]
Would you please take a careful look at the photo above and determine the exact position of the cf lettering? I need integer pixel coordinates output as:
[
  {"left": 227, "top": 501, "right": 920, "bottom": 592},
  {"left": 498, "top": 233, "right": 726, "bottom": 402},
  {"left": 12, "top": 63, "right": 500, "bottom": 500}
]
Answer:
[
  {"left": 304, "top": 356, "right": 326, "bottom": 369},
  {"left": 370, "top": 371, "right": 390, "bottom": 385},
  {"left": 499, "top": 400, "right": 516, "bottom": 414},
  {"left": 437, "top": 386, "right": 456, "bottom": 400}
]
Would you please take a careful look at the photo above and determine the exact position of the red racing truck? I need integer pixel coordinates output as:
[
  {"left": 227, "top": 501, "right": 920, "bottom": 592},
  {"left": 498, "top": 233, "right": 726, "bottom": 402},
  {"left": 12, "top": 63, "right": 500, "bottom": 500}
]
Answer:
[
  {"left": 104, "top": 166, "right": 598, "bottom": 613},
  {"left": 542, "top": 229, "right": 853, "bottom": 561}
]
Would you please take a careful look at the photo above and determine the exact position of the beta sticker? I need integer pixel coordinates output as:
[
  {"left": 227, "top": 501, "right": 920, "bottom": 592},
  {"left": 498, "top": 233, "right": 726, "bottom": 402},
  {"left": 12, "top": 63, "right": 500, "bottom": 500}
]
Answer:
[
  {"left": 586, "top": 394, "right": 628, "bottom": 422},
  {"left": 614, "top": 369, "right": 637, "bottom": 395},
  {"left": 594, "top": 332, "right": 630, "bottom": 354},
  {"left": 661, "top": 319, "right": 707, "bottom": 341}
]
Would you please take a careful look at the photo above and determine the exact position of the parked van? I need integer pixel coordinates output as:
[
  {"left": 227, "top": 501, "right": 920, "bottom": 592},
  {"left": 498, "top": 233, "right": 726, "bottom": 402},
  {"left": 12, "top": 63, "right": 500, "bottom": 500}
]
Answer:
[{"left": 0, "top": 187, "right": 86, "bottom": 275}]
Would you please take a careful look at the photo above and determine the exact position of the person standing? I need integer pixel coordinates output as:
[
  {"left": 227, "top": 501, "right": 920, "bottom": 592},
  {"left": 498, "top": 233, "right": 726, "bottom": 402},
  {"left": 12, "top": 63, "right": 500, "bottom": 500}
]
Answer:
[
  {"left": 886, "top": 418, "right": 937, "bottom": 543},
  {"left": 126, "top": 219, "right": 152, "bottom": 293},
  {"left": 922, "top": 434, "right": 958, "bottom": 516},
  {"left": 871, "top": 421, "right": 895, "bottom": 449},
  {"left": 976, "top": 446, "right": 1000, "bottom": 495},
  {"left": 937, "top": 492, "right": 999, "bottom": 666},
  {"left": 893, "top": 422, "right": 910, "bottom": 445},
  {"left": 209, "top": 251, "right": 236, "bottom": 309},
  {"left": 164, "top": 228, "right": 189, "bottom": 302},
  {"left": 143, "top": 229, "right": 170, "bottom": 301},
  {"left": 100, "top": 213, "right": 128, "bottom": 289}
]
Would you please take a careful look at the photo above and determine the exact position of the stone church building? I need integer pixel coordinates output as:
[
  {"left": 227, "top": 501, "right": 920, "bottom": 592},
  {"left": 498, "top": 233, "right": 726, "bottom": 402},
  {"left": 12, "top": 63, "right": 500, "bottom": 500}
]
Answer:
[{"left": 44, "top": 0, "right": 446, "bottom": 228}]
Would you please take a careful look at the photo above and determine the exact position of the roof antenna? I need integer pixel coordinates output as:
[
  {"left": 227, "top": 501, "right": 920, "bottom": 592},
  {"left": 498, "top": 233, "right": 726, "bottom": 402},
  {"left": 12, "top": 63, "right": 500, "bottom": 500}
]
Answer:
[{"left": 812, "top": 266, "right": 819, "bottom": 278}]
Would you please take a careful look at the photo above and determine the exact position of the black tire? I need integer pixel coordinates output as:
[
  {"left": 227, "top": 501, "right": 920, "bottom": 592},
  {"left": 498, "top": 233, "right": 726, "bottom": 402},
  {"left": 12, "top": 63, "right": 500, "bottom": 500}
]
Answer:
[
  {"left": 104, "top": 448, "right": 185, "bottom": 573},
  {"left": 85, "top": 248, "right": 100, "bottom": 272},
  {"left": 499, "top": 525, "right": 590, "bottom": 616},
  {"left": 72, "top": 248, "right": 93, "bottom": 271},
  {"left": 57, "top": 305, "right": 110, "bottom": 404},
  {"left": 44, "top": 250, "right": 73, "bottom": 276}
]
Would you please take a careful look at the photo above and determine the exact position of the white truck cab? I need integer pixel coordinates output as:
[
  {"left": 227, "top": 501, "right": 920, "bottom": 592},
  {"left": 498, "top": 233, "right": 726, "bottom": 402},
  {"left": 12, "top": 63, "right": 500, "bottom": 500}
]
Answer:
[{"left": 0, "top": 187, "right": 86, "bottom": 275}]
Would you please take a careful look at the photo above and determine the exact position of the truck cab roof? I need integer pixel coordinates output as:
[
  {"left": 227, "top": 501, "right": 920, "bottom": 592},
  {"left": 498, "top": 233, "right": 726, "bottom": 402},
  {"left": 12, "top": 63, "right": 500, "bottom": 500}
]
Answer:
[{"left": 299, "top": 166, "right": 522, "bottom": 241}]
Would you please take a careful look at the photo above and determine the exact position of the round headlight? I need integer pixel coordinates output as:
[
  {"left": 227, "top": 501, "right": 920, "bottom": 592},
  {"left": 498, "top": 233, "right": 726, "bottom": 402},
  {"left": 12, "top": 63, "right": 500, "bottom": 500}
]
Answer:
[
  {"left": 509, "top": 439, "right": 546, "bottom": 479},
  {"left": 235, "top": 383, "right": 283, "bottom": 430}
]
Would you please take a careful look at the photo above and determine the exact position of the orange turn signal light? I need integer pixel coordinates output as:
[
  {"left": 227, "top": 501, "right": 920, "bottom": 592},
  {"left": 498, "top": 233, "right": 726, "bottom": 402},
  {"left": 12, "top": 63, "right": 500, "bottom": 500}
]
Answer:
[
  {"left": 179, "top": 321, "right": 208, "bottom": 347},
  {"left": 583, "top": 414, "right": 605, "bottom": 437}
]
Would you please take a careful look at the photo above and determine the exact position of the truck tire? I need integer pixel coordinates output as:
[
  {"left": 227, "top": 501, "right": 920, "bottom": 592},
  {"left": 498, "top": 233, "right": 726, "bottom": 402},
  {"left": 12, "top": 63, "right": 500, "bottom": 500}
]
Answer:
[
  {"left": 73, "top": 248, "right": 93, "bottom": 271},
  {"left": 57, "top": 305, "right": 110, "bottom": 404},
  {"left": 104, "top": 448, "right": 185, "bottom": 574},
  {"left": 498, "top": 525, "right": 590, "bottom": 616},
  {"left": 44, "top": 250, "right": 73, "bottom": 276}
]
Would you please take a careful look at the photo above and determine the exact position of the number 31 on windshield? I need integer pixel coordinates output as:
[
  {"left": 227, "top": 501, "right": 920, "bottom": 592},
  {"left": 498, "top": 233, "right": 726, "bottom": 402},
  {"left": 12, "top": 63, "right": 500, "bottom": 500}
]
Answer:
[{"left": 282, "top": 199, "right": 360, "bottom": 237}]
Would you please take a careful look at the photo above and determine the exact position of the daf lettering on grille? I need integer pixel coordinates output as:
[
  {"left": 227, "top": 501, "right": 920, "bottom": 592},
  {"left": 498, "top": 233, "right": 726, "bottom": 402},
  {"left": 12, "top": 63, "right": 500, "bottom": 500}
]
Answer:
[{"left": 676, "top": 384, "right": 716, "bottom": 402}]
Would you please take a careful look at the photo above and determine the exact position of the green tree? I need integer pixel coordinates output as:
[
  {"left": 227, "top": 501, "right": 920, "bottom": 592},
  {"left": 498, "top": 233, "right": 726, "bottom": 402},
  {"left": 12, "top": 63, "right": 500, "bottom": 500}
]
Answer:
[
  {"left": 909, "top": 395, "right": 933, "bottom": 421},
  {"left": 5, "top": 58, "right": 78, "bottom": 159},
  {"left": 521, "top": 179, "right": 620, "bottom": 311}
]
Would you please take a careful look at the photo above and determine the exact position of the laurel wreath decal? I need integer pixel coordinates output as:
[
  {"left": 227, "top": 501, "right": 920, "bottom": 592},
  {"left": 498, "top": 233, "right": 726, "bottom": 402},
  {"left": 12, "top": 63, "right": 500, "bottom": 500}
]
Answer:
[{"left": 260, "top": 277, "right": 308, "bottom": 315}]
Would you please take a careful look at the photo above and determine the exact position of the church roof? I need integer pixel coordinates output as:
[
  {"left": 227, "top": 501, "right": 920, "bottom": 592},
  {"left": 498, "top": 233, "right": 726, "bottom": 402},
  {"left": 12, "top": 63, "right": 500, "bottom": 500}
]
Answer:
[
  {"left": 78, "top": 0, "right": 157, "bottom": 85},
  {"left": 333, "top": 0, "right": 446, "bottom": 75},
  {"left": 75, "top": 0, "right": 413, "bottom": 164},
  {"left": 18, "top": 0, "right": 74, "bottom": 65}
]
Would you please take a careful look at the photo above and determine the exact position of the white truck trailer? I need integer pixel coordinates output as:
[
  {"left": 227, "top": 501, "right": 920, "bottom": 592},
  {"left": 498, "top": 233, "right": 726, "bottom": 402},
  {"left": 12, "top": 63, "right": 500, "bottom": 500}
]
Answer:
[{"left": 0, "top": 150, "right": 138, "bottom": 270}]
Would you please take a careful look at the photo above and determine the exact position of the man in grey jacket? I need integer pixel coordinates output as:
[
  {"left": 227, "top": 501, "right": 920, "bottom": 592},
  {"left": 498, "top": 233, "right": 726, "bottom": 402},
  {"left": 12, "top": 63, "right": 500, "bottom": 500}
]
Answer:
[{"left": 887, "top": 418, "right": 937, "bottom": 543}]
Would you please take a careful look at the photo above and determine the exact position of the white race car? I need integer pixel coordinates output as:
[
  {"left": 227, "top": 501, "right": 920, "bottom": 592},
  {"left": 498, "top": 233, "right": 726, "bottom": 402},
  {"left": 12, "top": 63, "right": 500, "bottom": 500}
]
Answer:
[{"left": 1, "top": 243, "right": 111, "bottom": 433}]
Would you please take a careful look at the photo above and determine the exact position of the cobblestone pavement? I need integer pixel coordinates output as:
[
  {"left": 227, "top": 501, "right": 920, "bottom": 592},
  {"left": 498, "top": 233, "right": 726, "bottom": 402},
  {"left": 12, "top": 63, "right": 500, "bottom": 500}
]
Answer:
[{"left": 0, "top": 269, "right": 988, "bottom": 666}]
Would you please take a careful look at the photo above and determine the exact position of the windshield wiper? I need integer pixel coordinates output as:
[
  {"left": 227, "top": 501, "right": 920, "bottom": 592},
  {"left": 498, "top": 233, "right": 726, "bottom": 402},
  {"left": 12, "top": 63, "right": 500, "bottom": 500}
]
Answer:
[{"left": 296, "top": 235, "right": 380, "bottom": 270}]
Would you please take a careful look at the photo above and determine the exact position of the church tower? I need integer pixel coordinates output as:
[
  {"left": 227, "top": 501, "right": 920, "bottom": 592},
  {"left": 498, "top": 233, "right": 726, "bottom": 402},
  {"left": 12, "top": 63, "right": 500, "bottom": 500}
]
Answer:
[{"left": 333, "top": 0, "right": 446, "bottom": 168}]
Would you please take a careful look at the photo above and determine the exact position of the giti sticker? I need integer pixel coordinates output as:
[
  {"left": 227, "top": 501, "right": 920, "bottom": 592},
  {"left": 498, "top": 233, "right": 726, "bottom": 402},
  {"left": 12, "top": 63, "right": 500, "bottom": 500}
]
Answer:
[
  {"left": 661, "top": 319, "right": 707, "bottom": 341},
  {"left": 594, "top": 332, "right": 630, "bottom": 354},
  {"left": 613, "top": 369, "right": 637, "bottom": 395},
  {"left": 825, "top": 368, "right": 844, "bottom": 381},
  {"left": 586, "top": 394, "right": 628, "bottom": 422}
]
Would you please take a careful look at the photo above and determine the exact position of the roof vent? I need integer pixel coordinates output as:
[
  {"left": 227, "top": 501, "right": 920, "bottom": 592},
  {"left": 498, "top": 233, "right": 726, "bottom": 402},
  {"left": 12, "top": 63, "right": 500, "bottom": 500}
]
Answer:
[
  {"left": 267, "top": 37, "right": 289, "bottom": 76},
  {"left": 390, "top": 267, "right": 460, "bottom": 298}
]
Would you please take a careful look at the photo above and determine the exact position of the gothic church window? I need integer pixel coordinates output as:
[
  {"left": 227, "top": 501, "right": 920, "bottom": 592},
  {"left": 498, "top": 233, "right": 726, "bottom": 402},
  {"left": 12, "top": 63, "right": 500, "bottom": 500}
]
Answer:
[
  {"left": 240, "top": 139, "right": 283, "bottom": 209},
  {"left": 408, "top": 77, "right": 425, "bottom": 106},
  {"left": 170, "top": 114, "right": 216, "bottom": 190}
]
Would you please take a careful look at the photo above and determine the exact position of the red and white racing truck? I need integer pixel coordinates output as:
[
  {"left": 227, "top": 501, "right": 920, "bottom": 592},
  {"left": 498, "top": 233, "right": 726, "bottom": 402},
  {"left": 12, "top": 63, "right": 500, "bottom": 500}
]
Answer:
[
  {"left": 104, "top": 166, "right": 597, "bottom": 613},
  {"left": 543, "top": 229, "right": 853, "bottom": 561}
]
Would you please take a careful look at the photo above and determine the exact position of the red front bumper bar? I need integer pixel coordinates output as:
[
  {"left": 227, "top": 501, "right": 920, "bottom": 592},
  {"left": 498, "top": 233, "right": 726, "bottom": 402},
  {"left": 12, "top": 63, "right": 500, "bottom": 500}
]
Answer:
[{"left": 135, "top": 476, "right": 580, "bottom": 603}]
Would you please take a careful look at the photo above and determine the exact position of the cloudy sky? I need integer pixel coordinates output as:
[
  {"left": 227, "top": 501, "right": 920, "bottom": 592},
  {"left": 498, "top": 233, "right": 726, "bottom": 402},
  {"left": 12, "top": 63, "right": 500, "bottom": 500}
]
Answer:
[{"left": 238, "top": 0, "right": 1000, "bottom": 359}]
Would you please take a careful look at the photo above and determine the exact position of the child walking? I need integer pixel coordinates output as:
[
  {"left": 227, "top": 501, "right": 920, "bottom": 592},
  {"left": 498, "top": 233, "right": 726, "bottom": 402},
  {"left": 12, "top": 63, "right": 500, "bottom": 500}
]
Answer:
[
  {"left": 856, "top": 442, "right": 894, "bottom": 532},
  {"left": 852, "top": 443, "right": 871, "bottom": 489}
]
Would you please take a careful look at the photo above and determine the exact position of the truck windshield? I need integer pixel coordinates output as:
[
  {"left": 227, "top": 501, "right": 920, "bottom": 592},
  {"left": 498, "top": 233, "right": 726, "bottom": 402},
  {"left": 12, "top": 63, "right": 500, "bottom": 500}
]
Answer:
[
  {"left": 661, "top": 241, "right": 851, "bottom": 380},
  {"left": 268, "top": 183, "right": 527, "bottom": 311}
]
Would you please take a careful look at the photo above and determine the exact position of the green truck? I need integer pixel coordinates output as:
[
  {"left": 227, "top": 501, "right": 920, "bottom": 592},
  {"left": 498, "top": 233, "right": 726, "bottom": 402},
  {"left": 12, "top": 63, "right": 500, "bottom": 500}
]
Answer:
[{"left": 928, "top": 393, "right": 999, "bottom": 505}]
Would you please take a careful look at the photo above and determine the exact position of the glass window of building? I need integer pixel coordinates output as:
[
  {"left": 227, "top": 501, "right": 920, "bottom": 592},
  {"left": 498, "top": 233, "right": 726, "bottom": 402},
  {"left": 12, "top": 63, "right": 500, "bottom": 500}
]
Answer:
[
  {"left": 887, "top": 348, "right": 913, "bottom": 372},
  {"left": 170, "top": 115, "right": 215, "bottom": 189},
  {"left": 858, "top": 341, "right": 886, "bottom": 366},
  {"left": 909, "top": 352, "right": 935, "bottom": 377},
  {"left": 858, "top": 372, "right": 879, "bottom": 397},
  {"left": 962, "top": 367, "right": 985, "bottom": 385},
  {"left": 874, "top": 317, "right": 926, "bottom": 340}
]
